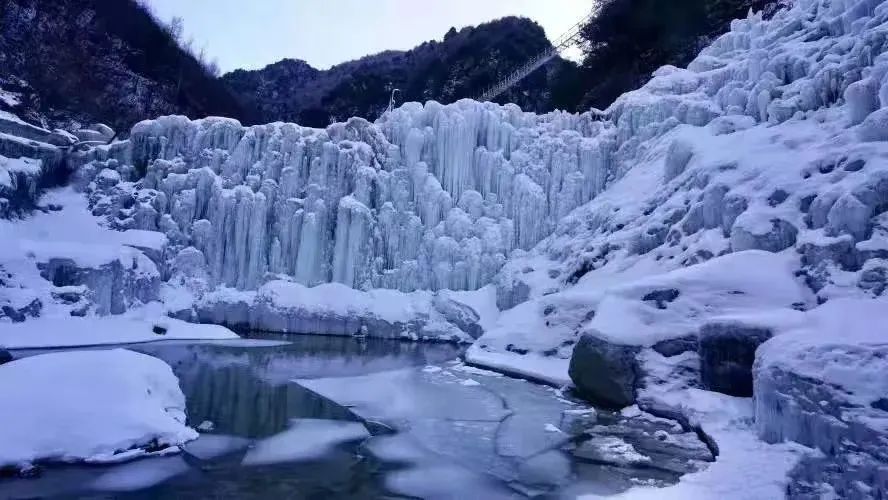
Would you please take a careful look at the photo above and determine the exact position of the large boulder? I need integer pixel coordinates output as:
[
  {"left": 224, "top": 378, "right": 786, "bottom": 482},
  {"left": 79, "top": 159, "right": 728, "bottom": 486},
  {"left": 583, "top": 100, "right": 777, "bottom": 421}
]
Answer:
[
  {"left": 569, "top": 331, "right": 641, "bottom": 409},
  {"left": 698, "top": 320, "right": 772, "bottom": 397}
]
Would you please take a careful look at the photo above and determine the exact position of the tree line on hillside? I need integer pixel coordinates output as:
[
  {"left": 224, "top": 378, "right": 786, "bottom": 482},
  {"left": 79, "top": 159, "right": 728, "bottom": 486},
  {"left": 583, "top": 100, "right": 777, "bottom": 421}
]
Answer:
[
  {"left": 0, "top": 0, "right": 249, "bottom": 131},
  {"left": 222, "top": 16, "right": 565, "bottom": 127},
  {"left": 556, "top": 0, "right": 782, "bottom": 111}
]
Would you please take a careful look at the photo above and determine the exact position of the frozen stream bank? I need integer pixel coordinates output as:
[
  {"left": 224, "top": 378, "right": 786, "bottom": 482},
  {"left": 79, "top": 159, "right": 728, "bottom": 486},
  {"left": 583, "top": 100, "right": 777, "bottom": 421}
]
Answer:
[{"left": 2, "top": 334, "right": 714, "bottom": 499}]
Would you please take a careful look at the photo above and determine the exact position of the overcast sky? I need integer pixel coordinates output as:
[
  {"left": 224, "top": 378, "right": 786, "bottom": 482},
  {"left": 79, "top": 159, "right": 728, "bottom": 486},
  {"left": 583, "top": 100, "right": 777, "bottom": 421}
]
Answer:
[{"left": 143, "top": 0, "right": 595, "bottom": 73}]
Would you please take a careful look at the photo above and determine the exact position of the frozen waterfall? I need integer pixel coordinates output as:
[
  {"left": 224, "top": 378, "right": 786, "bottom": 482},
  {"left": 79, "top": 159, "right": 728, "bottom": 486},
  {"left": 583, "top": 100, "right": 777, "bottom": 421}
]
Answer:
[{"left": 74, "top": 100, "right": 613, "bottom": 292}]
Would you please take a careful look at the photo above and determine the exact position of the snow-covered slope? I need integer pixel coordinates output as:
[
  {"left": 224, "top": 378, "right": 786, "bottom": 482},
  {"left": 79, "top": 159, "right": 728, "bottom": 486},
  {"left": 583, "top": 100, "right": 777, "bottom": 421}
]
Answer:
[{"left": 471, "top": 0, "right": 888, "bottom": 377}]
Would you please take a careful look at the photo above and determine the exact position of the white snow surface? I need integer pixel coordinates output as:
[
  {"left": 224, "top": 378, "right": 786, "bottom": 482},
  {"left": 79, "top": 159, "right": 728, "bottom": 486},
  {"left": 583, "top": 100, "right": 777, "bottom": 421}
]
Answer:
[
  {"left": 0, "top": 349, "right": 198, "bottom": 468},
  {"left": 756, "top": 296, "right": 888, "bottom": 432},
  {"left": 0, "top": 90, "right": 21, "bottom": 108},
  {"left": 468, "top": 0, "right": 888, "bottom": 380},
  {"left": 0, "top": 315, "right": 237, "bottom": 348},
  {"left": 0, "top": 154, "right": 41, "bottom": 189},
  {"left": 0, "top": 188, "right": 160, "bottom": 269}
]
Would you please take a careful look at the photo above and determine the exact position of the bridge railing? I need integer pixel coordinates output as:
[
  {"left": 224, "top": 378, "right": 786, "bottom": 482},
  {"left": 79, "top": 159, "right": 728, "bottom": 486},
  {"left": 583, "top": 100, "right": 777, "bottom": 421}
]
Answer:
[{"left": 474, "top": 5, "right": 599, "bottom": 102}]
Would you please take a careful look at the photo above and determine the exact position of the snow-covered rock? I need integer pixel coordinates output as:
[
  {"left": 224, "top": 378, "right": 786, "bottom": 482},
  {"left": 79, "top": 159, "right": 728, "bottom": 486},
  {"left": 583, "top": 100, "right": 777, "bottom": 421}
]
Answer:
[
  {"left": 37, "top": 251, "right": 160, "bottom": 316},
  {"left": 0, "top": 349, "right": 197, "bottom": 472},
  {"left": 754, "top": 298, "right": 888, "bottom": 498},
  {"left": 0, "top": 109, "right": 68, "bottom": 217},
  {"left": 188, "top": 280, "right": 479, "bottom": 342},
  {"left": 466, "top": 0, "right": 888, "bottom": 431},
  {"left": 515, "top": 250, "right": 807, "bottom": 407}
]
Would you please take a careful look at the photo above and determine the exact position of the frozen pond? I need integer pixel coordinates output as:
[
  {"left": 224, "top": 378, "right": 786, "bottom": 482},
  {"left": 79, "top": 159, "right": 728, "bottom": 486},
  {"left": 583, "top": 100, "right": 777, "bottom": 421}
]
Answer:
[{"left": 2, "top": 334, "right": 713, "bottom": 499}]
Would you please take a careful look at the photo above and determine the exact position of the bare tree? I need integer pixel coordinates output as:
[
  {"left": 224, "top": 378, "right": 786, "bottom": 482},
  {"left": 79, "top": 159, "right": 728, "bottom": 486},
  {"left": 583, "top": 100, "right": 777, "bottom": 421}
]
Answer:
[{"left": 168, "top": 16, "right": 184, "bottom": 43}]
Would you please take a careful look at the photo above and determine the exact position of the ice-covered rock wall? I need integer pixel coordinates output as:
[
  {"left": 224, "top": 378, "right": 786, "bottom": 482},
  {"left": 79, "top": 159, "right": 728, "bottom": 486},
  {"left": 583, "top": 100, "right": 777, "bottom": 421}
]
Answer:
[
  {"left": 73, "top": 102, "right": 610, "bottom": 292},
  {"left": 466, "top": 0, "right": 888, "bottom": 435},
  {"left": 493, "top": 0, "right": 888, "bottom": 310}
]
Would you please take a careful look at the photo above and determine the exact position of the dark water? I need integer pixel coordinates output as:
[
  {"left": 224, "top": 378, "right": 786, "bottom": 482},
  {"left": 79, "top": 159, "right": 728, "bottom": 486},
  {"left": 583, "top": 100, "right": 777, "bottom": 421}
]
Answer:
[{"left": 1, "top": 334, "right": 464, "bottom": 499}]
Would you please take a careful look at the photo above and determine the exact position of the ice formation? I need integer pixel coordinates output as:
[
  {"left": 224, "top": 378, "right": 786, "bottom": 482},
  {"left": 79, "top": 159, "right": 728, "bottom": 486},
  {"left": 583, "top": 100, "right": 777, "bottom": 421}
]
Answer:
[
  {"left": 70, "top": 100, "right": 612, "bottom": 292},
  {"left": 2, "top": 0, "right": 888, "bottom": 494}
]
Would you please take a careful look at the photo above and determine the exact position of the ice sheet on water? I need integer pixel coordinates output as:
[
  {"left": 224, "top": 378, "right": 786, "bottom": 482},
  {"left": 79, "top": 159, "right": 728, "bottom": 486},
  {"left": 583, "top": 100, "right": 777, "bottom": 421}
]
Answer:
[
  {"left": 386, "top": 463, "right": 519, "bottom": 500},
  {"left": 241, "top": 418, "right": 369, "bottom": 466},
  {"left": 90, "top": 456, "right": 190, "bottom": 492},
  {"left": 297, "top": 363, "right": 583, "bottom": 491},
  {"left": 182, "top": 434, "right": 251, "bottom": 461},
  {"left": 366, "top": 434, "right": 519, "bottom": 500}
]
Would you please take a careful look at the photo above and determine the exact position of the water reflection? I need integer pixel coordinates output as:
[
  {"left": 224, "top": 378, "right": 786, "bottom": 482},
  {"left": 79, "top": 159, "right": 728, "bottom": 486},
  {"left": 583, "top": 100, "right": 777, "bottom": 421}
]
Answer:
[
  {"left": 0, "top": 334, "right": 463, "bottom": 499},
  {"left": 132, "top": 335, "right": 463, "bottom": 438}
]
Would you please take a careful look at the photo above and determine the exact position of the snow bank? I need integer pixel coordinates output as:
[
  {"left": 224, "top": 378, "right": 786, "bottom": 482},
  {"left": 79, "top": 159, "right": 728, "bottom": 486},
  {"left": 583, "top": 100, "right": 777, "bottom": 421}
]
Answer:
[
  {"left": 0, "top": 316, "right": 237, "bottom": 349},
  {"left": 0, "top": 349, "right": 197, "bottom": 469},
  {"left": 583, "top": 250, "right": 809, "bottom": 347}
]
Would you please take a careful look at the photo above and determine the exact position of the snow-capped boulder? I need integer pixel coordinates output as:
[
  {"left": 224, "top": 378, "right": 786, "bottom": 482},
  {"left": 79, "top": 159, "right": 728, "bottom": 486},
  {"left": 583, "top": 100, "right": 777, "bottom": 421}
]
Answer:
[
  {"left": 858, "top": 107, "right": 888, "bottom": 142},
  {"left": 73, "top": 126, "right": 114, "bottom": 144},
  {"left": 432, "top": 291, "right": 483, "bottom": 339},
  {"left": 37, "top": 249, "right": 160, "bottom": 316},
  {"left": 0, "top": 349, "right": 197, "bottom": 473},
  {"left": 754, "top": 298, "right": 888, "bottom": 498},
  {"left": 729, "top": 215, "right": 798, "bottom": 253}
]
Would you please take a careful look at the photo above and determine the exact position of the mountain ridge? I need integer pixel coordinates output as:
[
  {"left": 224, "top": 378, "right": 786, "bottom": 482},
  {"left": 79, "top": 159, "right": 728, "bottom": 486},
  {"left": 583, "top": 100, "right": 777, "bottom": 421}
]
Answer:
[{"left": 222, "top": 16, "right": 574, "bottom": 127}]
